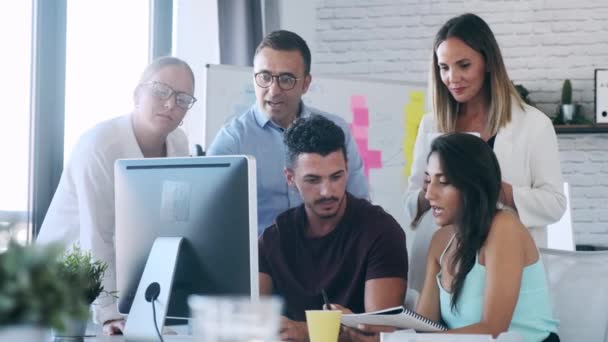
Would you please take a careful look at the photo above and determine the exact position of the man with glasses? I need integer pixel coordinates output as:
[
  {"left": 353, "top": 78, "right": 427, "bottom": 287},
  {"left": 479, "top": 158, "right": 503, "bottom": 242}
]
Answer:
[{"left": 208, "top": 30, "right": 369, "bottom": 234}]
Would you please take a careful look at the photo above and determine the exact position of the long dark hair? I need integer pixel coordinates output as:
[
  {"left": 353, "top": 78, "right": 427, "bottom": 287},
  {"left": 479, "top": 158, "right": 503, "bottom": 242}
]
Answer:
[{"left": 429, "top": 133, "right": 501, "bottom": 311}]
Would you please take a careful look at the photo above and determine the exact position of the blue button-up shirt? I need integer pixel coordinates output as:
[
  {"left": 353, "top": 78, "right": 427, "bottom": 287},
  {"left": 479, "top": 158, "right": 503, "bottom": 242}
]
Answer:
[{"left": 207, "top": 103, "right": 370, "bottom": 234}]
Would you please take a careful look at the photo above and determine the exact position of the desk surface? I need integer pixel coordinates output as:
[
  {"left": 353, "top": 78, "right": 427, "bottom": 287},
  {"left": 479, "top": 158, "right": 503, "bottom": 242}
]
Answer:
[
  {"left": 79, "top": 323, "right": 193, "bottom": 341},
  {"left": 84, "top": 336, "right": 193, "bottom": 341}
]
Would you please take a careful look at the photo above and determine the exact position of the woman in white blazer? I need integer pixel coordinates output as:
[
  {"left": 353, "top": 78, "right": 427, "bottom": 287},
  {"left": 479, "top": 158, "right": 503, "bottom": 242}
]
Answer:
[
  {"left": 405, "top": 13, "right": 566, "bottom": 292},
  {"left": 37, "top": 56, "right": 197, "bottom": 335}
]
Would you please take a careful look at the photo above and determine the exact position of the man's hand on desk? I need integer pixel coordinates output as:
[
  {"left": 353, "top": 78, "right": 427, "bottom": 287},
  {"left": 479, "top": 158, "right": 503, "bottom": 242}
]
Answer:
[
  {"left": 279, "top": 316, "right": 308, "bottom": 342},
  {"left": 103, "top": 318, "right": 125, "bottom": 335}
]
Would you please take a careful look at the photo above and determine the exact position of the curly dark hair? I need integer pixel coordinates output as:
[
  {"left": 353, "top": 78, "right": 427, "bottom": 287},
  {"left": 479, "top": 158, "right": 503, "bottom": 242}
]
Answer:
[
  {"left": 429, "top": 133, "right": 501, "bottom": 312},
  {"left": 284, "top": 115, "right": 347, "bottom": 167}
]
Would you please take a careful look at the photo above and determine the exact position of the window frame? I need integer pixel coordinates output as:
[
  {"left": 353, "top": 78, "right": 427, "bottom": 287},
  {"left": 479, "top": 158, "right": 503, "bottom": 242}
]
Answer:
[{"left": 29, "top": 0, "right": 173, "bottom": 239}]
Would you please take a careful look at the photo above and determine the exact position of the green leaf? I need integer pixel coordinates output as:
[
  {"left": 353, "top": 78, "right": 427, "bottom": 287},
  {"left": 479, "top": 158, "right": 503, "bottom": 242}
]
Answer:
[{"left": 0, "top": 240, "right": 90, "bottom": 329}]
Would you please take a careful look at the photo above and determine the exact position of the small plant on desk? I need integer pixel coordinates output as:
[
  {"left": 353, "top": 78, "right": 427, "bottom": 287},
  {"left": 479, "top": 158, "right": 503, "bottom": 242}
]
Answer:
[
  {"left": 0, "top": 241, "right": 88, "bottom": 340},
  {"left": 61, "top": 244, "right": 109, "bottom": 306},
  {"left": 56, "top": 244, "right": 110, "bottom": 337},
  {"left": 513, "top": 82, "right": 535, "bottom": 107}
]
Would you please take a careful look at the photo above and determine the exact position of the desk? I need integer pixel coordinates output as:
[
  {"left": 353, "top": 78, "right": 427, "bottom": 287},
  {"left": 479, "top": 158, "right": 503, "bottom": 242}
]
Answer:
[
  {"left": 79, "top": 323, "right": 193, "bottom": 341},
  {"left": 380, "top": 331, "right": 523, "bottom": 341},
  {"left": 83, "top": 336, "right": 193, "bottom": 341}
]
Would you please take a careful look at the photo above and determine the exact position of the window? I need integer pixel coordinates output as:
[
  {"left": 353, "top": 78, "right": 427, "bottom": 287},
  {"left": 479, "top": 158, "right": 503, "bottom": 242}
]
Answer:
[
  {"left": 0, "top": 1, "right": 33, "bottom": 250},
  {"left": 64, "top": 0, "right": 150, "bottom": 159}
]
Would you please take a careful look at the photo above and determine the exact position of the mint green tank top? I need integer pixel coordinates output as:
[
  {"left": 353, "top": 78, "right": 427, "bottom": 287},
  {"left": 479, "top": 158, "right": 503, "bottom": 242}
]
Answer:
[{"left": 437, "top": 235, "right": 559, "bottom": 342}]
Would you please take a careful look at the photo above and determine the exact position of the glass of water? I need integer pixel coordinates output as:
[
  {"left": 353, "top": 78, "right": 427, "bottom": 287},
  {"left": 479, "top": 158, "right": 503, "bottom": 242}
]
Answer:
[{"left": 188, "top": 295, "right": 283, "bottom": 342}]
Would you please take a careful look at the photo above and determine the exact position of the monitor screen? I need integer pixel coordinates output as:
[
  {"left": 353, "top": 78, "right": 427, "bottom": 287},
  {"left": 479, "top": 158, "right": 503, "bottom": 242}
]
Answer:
[{"left": 114, "top": 155, "right": 258, "bottom": 319}]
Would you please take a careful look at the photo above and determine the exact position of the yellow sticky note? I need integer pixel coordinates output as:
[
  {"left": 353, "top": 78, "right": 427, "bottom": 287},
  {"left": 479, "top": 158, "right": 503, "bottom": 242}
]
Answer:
[{"left": 403, "top": 91, "right": 425, "bottom": 177}]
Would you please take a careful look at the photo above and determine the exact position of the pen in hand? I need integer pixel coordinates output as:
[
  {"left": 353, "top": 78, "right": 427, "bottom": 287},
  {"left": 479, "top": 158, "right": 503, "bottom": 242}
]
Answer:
[
  {"left": 321, "top": 289, "right": 330, "bottom": 310},
  {"left": 321, "top": 290, "right": 372, "bottom": 336}
]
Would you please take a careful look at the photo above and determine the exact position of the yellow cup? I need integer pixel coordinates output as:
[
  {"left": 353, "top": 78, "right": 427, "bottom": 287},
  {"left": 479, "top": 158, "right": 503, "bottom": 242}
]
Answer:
[{"left": 305, "top": 310, "right": 342, "bottom": 342}]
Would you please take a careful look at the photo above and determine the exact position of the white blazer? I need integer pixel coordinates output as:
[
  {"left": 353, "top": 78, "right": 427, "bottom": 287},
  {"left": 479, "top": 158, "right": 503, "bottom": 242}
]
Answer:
[
  {"left": 404, "top": 102, "right": 566, "bottom": 290},
  {"left": 37, "top": 114, "right": 189, "bottom": 324}
]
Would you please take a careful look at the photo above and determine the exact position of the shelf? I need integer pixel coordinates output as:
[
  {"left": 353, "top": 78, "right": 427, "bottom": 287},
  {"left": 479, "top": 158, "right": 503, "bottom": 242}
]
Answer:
[{"left": 554, "top": 124, "right": 608, "bottom": 134}]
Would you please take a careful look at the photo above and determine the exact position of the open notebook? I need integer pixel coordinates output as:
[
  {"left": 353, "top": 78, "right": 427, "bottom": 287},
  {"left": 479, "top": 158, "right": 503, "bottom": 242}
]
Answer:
[
  {"left": 341, "top": 306, "right": 447, "bottom": 332},
  {"left": 381, "top": 330, "right": 494, "bottom": 342}
]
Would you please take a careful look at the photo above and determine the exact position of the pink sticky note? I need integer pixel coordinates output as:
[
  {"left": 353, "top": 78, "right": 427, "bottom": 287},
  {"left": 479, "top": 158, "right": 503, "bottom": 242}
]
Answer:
[
  {"left": 355, "top": 138, "right": 368, "bottom": 151},
  {"left": 364, "top": 150, "right": 382, "bottom": 169},
  {"left": 353, "top": 108, "right": 369, "bottom": 126},
  {"left": 350, "top": 124, "right": 368, "bottom": 140},
  {"left": 351, "top": 95, "right": 366, "bottom": 109}
]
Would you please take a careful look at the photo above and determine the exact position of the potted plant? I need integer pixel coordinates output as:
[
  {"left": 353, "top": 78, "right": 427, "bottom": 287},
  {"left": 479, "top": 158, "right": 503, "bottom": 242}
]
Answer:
[
  {"left": 54, "top": 244, "right": 109, "bottom": 338},
  {"left": 561, "top": 79, "right": 577, "bottom": 123},
  {"left": 513, "top": 82, "right": 534, "bottom": 107},
  {"left": 0, "top": 240, "right": 89, "bottom": 340}
]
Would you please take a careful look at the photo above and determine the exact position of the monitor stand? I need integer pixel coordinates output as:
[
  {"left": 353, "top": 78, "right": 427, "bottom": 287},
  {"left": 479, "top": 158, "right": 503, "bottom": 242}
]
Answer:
[{"left": 124, "top": 237, "right": 184, "bottom": 341}]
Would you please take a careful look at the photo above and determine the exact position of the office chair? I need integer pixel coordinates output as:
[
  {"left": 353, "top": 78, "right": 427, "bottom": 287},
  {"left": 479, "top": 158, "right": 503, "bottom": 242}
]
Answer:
[
  {"left": 404, "top": 288, "right": 419, "bottom": 311},
  {"left": 540, "top": 247, "right": 608, "bottom": 342},
  {"left": 406, "top": 210, "right": 436, "bottom": 293},
  {"left": 547, "top": 183, "right": 575, "bottom": 251},
  {"left": 194, "top": 144, "right": 205, "bottom": 156}
]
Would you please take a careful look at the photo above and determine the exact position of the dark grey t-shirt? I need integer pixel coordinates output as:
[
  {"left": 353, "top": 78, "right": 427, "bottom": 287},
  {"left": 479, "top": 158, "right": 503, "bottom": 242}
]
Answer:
[{"left": 259, "top": 193, "right": 408, "bottom": 321}]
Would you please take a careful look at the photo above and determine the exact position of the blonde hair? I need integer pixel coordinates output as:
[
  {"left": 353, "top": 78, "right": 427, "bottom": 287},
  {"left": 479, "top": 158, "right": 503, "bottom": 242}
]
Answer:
[
  {"left": 138, "top": 56, "right": 195, "bottom": 88},
  {"left": 430, "top": 13, "right": 523, "bottom": 135}
]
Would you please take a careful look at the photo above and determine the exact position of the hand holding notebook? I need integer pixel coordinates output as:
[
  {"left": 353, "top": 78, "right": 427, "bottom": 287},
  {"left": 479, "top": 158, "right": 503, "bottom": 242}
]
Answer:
[{"left": 341, "top": 305, "right": 447, "bottom": 332}]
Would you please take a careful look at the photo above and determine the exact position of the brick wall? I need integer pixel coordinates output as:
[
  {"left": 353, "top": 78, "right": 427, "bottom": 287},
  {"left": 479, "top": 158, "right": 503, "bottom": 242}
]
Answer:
[
  {"left": 299, "top": 0, "right": 608, "bottom": 245},
  {"left": 559, "top": 134, "right": 608, "bottom": 245}
]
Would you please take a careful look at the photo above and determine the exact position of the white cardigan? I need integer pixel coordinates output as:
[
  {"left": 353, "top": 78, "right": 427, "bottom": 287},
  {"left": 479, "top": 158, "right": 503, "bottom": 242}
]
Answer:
[
  {"left": 37, "top": 114, "right": 189, "bottom": 324},
  {"left": 404, "top": 103, "right": 566, "bottom": 291}
]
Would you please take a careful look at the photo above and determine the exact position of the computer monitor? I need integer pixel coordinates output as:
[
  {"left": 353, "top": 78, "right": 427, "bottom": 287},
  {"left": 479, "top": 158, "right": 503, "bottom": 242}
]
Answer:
[{"left": 114, "top": 155, "right": 258, "bottom": 337}]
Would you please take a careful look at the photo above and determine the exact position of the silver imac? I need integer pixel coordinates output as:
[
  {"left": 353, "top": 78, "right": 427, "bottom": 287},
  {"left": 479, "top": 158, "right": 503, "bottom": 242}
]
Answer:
[{"left": 114, "top": 155, "right": 258, "bottom": 340}]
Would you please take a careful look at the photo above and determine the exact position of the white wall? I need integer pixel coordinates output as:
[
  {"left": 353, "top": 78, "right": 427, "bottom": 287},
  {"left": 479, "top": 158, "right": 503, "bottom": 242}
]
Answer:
[
  {"left": 278, "top": 1, "right": 318, "bottom": 59},
  {"left": 173, "top": 0, "right": 221, "bottom": 148},
  {"left": 558, "top": 134, "right": 608, "bottom": 245},
  {"left": 279, "top": 0, "right": 608, "bottom": 246}
]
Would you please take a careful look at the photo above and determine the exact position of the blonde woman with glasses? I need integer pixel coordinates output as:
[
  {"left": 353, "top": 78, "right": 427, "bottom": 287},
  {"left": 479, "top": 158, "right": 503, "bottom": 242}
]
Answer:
[
  {"left": 37, "top": 56, "right": 196, "bottom": 335},
  {"left": 405, "top": 13, "right": 566, "bottom": 292}
]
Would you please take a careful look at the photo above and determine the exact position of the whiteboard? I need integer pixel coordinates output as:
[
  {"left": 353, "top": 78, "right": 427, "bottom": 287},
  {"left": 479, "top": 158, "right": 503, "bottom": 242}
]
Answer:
[{"left": 199, "top": 64, "right": 427, "bottom": 230}]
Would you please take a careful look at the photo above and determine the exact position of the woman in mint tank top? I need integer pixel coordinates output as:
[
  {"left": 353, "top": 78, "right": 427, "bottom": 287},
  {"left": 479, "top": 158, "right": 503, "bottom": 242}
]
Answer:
[{"left": 413, "top": 133, "right": 560, "bottom": 342}]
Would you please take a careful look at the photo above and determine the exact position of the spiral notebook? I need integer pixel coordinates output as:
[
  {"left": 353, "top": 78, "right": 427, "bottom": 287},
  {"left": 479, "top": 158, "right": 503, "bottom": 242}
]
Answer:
[{"left": 341, "top": 306, "right": 447, "bottom": 332}]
